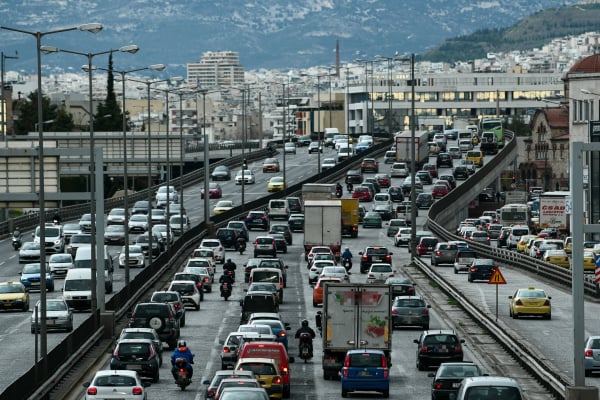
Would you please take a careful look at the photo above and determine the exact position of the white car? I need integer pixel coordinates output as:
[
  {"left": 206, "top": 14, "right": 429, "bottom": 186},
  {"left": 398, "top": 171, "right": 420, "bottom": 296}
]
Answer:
[
  {"left": 309, "top": 260, "right": 335, "bottom": 284},
  {"left": 31, "top": 298, "right": 73, "bottom": 333},
  {"left": 107, "top": 207, "right": 127, "bottom": 225},
  {"left": 394, "top": 228, "right": 412, "bottom": 247},
  {"left": 235, "top": 169, "right": 255, "bottom": 184},
  {"left": 168, "top": 280, "right": 201, "bottom": 310},
  {"left": 183, "top": 265, "right": 213, "bottom": 290},
  {"left": 319, "top": 266, "right": 349, "bottom": 281},
  {"left": 169, "top": 215, "right": 190, "bottom": 236},
  {"left": 155, "top": 185, "right": 179, "bottom": 208},
  {"left": 390, "top": 162, "right": 409, "bottom": 178},
  {"left": 84, "top": 369, "right": 150, "bottom": 400},
  {"left": 366, "top": 263, "right": 394, "bottom": 283},
  {"left": 284, "top": 142, "right": 296, "bottom": 154},
  {"left": 152, "top": 224, "right": 174, "bottom": 245},
  {"left": 184, "top": 258, "right": 215, "bottom": 281},
  {"left": 118, "top": 245, "right": 146, "bottom": 268},
  {"left": 321, "top": 158, "right": 337, "bottom": 171},
  {"left": 128, "top": 214, "right": 148, "bottom": 233},
  {"left": 48, "top": 253, "right": 74, "bottom": 276},
  {"left": 200, "top": 239, "right": 226, "bottom": 264}
]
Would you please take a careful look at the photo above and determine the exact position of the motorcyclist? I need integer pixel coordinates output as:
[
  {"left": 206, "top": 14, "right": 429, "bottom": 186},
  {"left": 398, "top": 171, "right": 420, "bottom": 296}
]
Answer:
[
  {"left": 12, "top": 228, "right": 21, "bottom": 240},
  {"left": 219, "top": 271, "right": 234, "bottom": 296},
  {"left": 335, "top": 182, "right": 343, "bottom": 193},
  {"left": 223, "top": 258, "right": 237, "bottom": 280},
  {"left": 294, "top": 319, "right": 316, "bottom": 357},
  {"left": 171, "top": 340, "right": 194, "bottom": 380},
  {"left": 346, "top": 182, "right": 354, "bottom": 193}
]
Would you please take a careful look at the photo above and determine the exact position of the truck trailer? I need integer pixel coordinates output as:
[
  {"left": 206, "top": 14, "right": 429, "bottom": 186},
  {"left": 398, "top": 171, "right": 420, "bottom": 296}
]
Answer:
[
  {"left": 394, "top": 130, "right": 429, "bottom": 170},
  {"left": 303, "top": 199, "right": 342, "bottom": 260}
]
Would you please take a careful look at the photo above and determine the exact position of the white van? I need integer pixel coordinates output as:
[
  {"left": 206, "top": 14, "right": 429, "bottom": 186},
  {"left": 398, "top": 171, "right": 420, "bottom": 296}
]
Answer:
[
  {"left": 62, "top": 268, "right": 93, "bottom": 310},
  {"left": 384, "top": 151, "right": 397, "bottom": 164},
  {"left": 267, "top": 199, "right": 289, "bottom": 221},
  {"left": 74, "top": 246, "right": 114, "bottom": 293}
]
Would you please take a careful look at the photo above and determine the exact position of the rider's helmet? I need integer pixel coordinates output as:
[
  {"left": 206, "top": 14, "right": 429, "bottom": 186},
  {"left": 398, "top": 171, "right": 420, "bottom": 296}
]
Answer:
[
  {"left": 301, "top": 319, "right": 309, "bottom": 328},
  {"left": 177, "top": 340, "right": 187, "bottom": 348},
  {"left": 227, "top": 258, "right": 232, "bottom": 263}
]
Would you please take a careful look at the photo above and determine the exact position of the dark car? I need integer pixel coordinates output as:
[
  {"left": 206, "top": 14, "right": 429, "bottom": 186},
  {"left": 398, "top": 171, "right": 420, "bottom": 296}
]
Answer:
[
  {"left": 211, "top": 165, "right": 231, "bottom": 181},
  {"left": 416, "top": 170, "right": 433, "bottom": 185},
  {"left": 363, "top": 178, "right": 381, "bottom": 194},
  {"left": 438, "top": 174, "right": 457, "bottom": 189},
  {"left": 388, "top": 186, "right": 404, "bottom": 202},
  {"left": 245, "top": 210, "right": 269, "bottom": 231},
  {"left": 227, "top": 221, "right": 249, "bottom": 241},
  {"left": 436, "top": 153, "right": 454, "bottom": 168},
  {"left": 296, "top": 135, "right": 311, "bottom": 146},
  {"left": 288, "top": 214, "right": 304, "bottom": 232},
  {"left": 422, "top": 163, "right": 438, "bottom": 178},
  {"left": 345, "top": 169, "right": 363, "bottom": 185},
  {"left": 239, "top": 292, "right": 279, "bottom": 324},
  {"left": 453, "top": 166, "right": 470, "bottom": 180},
  {"left": 416, "top": 237, "right": 439, "bottom": 256},
  {"left": 497, "top": 227, "right": 512, "bottom": 247},
  {"left": 286, "top": 197, "right": 302, "bottom": 213},
  {"left": 110, "top": 339, "right": 160, "bottom": 382},
  {"left": 414, "top": 330, "right": 465, "bottom": 370},
  {"left": 468, "top": 258, "right": 496, "bottom": 282},
  {"left": 131, "top": 200, "right": 150, "bottom": 215},
  {"left": 416, "top": 193, "right": 434, "bottom": 209},
  {"left": 359, "top": 246, "right": 392, "bottom": 273},
  {"left": 372, "top": 204, "right": 395, "bottom": 221},
  {"left": 128, "top": 302, "right": 181, "bottom": 349},
  {"left": 385, "top": 276, "right": 416, "bottom": 297},
  {"left": 271, "top": 234, "right": 288, "bottom": 253},
  {"left": 149, "top": 290, "right": 187, "bottom": 327},
  {"left": 392, "top": 295, "right": 431, "bottom": 330},
  {"left": 269, "top": 224, "right": 293, "bottom": 245},
  {"left": 428, "top": 362, "right": 484, "bottom": 400},
  {"left": 216, "top": 228, "right": 239, "bottom": 249}
]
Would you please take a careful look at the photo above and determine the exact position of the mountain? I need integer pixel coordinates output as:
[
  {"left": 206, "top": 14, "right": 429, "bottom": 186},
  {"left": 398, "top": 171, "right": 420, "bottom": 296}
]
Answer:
[{"left": 0, "top": 0, "right": 580, "bottom": 77}]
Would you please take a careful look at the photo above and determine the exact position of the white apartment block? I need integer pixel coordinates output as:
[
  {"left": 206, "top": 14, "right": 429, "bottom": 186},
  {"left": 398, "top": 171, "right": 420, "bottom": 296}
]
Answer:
[{"left": 187, "top": 51, "right": 245, "bottom": 88}]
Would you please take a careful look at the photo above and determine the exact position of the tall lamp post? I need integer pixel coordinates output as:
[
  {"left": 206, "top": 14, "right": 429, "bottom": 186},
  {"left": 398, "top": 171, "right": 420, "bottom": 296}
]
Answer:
[
  {"left": 42, "top": 44, "right": 139, "bottom": 313},
  {"left": 0, "top": 21, "right": 102, "bottom": 377},
  {"left": 376, "top": 55, "right": 394, "bottom": 137},
  {"left": 355, "top": 59, "right": 374, "bottom": 140},
  {"left": 1, "top": 50, "right": 18, "bottom": 139}
]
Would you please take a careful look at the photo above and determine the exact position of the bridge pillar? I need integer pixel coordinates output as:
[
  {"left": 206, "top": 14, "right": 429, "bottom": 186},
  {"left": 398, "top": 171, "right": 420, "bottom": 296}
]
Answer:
[{"left": 566, "top": 386, "right": 598, "bottom": 400}]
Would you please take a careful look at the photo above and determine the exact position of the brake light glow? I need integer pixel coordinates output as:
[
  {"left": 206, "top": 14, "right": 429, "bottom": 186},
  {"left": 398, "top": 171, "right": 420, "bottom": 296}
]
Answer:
[
  {"left": 223, "top": 347, "right": 230, "bottom": 353},
  {"left": 132, "top": 387, "right": 143, "bottom": 395},
  {"left": 273, "top": 376, "right": 282, "bottom": 384},
  {"left": 87, "top": 387, "right": 98, "bottom": 395},
  {"left": 277, "top": 331, "right": 286, "bottom": 337},
  {"left": 391, "top": 309, "right": 398, "bottom": 314},
  {"left": 586, "top": 349, "right": 593, "bottom": 357}
]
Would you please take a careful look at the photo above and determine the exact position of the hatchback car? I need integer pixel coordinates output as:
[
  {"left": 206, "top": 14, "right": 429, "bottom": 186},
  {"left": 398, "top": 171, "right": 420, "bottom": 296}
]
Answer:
[
  {"left": 416, "top": 237, "right": 439, "bottom": 256},
  {"left": 214, "top": 200, "right": 235, "bottom": 215},
  {"left": 360, "top": 158, "right": 379, "bottom": 173},
  {"left": 107, "top": 208, "right": 127, "bottom": 225},
  {"left": 584, "top": 336, "right": 600, "bottom": 376},
  {"left": 20, "top": 263, "right": 54, "bottom": 292},
  {"left": 414, "top": 330, "right": 465, "bottom": 370},
  {"left": 367, "top": 263, "right": 394, "bottom": 283},
  {"left": 453, "top": 376, "right": 525, "bottom": 400},
  {"left": 127, "top": 302, "right": 180, "bottom": 349},
  {"left": 31, "top": 298, "right": 73, "bottom": 333},
  {"left": 283, "top": 142, "right": 296, "bottom": 154},
  {"left": 321, "top": 158, "right": 336, "bottom": 171},
  {"left": 204, "top": 370, "right": 257, "bottom": 398},
  {"left": 287, "top": 214, "right": 304, "bottom": 232},
  {"left": 436, "top": 152, "right": 454, "bottom": 169},
  {"left": 308, "top": 141, "right": 322, "bottom": 153},
  {"left": 416, "top": 170, "right": 433, "bottom": 185},
  {"left": 422, "top": 163, "right": 438, "bottom": 178},
  {"left": 362, "top": 211, "right": 383, "bottom": 228},
  {"left": 340, "top": 349, "right": 389, "bottom": 398},
  {"left": 386, "top": 219, "right": 407, "bottom": 237},
  {"left": 385, "top": 276, "right": 416, "bottom": 297},
  {"left": 267, "top": 176, "right": 286, "bottom": 192},
  {"left": 262, "top": 158, "right": 280, "bottom": 173},
  {"left": 168, "top": 280, "right": 201, "bottom": 311},
  {"left": 118, "top": 327, "right": 164, "bottom": 367},
  {"left": 19, "top": 241, "right": 41, "bottom": 264},
  {"left": 48, "top": 253, "right": 74, "bottom": 276},
  {"left": 345, "top": 169, "right": 363, "bottom": 184},
  {"left": 467, "top": 259, "right": 496, "bottom": 283},
  {"left": 201, "top": 182, "right": 223, "bottom": 199},
  {"left": 542, "top": 249, "right": 570, "bottom": 268},
  {"left": 104, "top": 224, "right": 127, "bottom": 245},
  {"left": 428, "top": 362, "right": 484, "bottom": 400},
  {"left": 390, "top": 162, "right": 409, "bottom": 178},
  {"left": 416, "top": 193, "right": 435, "bottom": 209},
  {"left": 254, "top": 236, "right": 277, "bottom": 258},
  {"left": 508, "top": 287, "right": 552, "bottom": 319},
  {"left": 200, "top": 238, "right": 226, "bottom": 263},
  {"left": 453, "top": 166, "right": 470, "bottom": 180},
  {"left": 234, "top": 357, "right": 283, "bottom": 399},
  {"left": 128, "top": 214, "right": 148, "bottom": 233},
  {"left": 431, "top": 184, "right": 450, "bottom": 199},
  {"left": 119, "top": 245, "right": 146, "bottom": 269},
  {"left": 110, "top": 339, "right": 160, "bottom": 382},
  {"left": 430, "top": 242, "right": 458, "bottom": 266},
  {"left": 83, "top": 369, "right": 151, "bottom": 400},
  {"left": 211, "top": 165, "right": 231, "bottom": 181},
  {"left": 0, "top": 281, "right": 29, "bottom": 311},
  {"left": 269, "top": 224, "right": 293, "bottom": 245},
  {"left": 391, "top": 295, "right": 430, "bottom": 330},
  {"left": 235, "top": 169, "right": 256, "bottom": 184},
  {"left": 352, "top": 186, "right": 372, "bottom": 202}
]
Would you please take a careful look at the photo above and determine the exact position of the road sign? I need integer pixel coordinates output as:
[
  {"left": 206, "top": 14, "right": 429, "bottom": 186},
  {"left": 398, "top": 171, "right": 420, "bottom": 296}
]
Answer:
[{"left": 488, "top": 267, "right": 507, "bottom": 285}]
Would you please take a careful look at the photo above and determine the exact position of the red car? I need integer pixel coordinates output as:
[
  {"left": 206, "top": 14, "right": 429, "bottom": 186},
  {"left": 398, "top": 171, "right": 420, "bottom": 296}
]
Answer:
[
  {"left": 422, "top": 163, "right": 438, "bottom": 178},
  {"left": 201, "top": 182, "right": 223, "bottom": 199},
  {"left": 352, "top": 186, "right": 372, "bottom": 202},
  {"left": 431, "top": 184, "right": 450, "bottom": 199},
  {"left": 360, "top": 158, "right": 379, "bottom": 173},
  {"left": 374, "top": 173, "right": 391, "bottom": 189},
  {"left": 416, "top": 236, "right": 439, "bottom": 256}
]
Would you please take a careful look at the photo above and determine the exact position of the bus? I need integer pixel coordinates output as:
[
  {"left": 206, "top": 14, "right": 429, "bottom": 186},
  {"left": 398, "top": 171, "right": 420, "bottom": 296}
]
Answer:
[
  {"left": 499, "top": 203, "right": 530, "bottom": 228},
  {"left": 480, "top": 118, "right": 504, "bottom": 148}
]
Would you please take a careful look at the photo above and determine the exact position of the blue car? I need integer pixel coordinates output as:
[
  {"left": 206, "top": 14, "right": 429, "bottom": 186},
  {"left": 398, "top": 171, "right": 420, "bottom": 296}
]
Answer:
[
  {"left": 20, "top": 263, "right": 54, "bottom": 292},
  {"left": 249, "top": 318, "right": 289, "bottom": 350},
  {"left": 355, "top": 142, "right": 371, "bottom": 153},
  {"left": 341, "top": 349, "right": 390, "bottom": 398}
]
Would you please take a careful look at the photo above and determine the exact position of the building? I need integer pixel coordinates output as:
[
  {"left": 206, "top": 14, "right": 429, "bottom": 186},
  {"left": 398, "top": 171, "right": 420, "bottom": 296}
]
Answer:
[{"left": 187, "top": 51, "right": 245, "bottom": 87}]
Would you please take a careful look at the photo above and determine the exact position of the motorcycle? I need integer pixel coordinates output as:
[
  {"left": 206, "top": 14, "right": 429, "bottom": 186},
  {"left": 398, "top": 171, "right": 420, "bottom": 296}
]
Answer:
[
  {"left": 173, "top": 357, "right": 191, "bottom": 390},
  {"left": 335, "top": 186, "right": 343, "bottom": 198},
  {"left": 298, "top": 332, "right": 313, "bottom": 363},
  {"left": 342, "top": 257, "right": 352, "bottom": 272},
  {"left": 346, "top": 183, "right": 354, "bottom": 193},
  {"left": 237, "top": 238, "right": 246, "bottom": 255},
  {"left": 221, "top": 282, "right": 232, "bottom": 301},
  {"left": 315, "top": 311, "right": 323, "bottom": 337},
  {"left": 224, "top": 269, "right": 235, "bottom": 282},
  {"left": 11, "top": 234, "right": 21, "bottom": 251}
]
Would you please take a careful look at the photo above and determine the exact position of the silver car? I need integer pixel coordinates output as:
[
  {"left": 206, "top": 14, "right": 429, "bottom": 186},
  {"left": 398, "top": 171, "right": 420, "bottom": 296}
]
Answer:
[
  {"left": 430, "top": 242, "right": 458, "bottom": 266},
  {"left": 118, "top": 245, "right": 146, "bottom": 269},
  {"left": 104, "top": 224, "right": 126, "bottom": 245},
  {"left": 48, "top": 253, "right": 74, "bottom": 276},
  {"left": 31, "top": 298, "right": 73, "bottom": 333},
  {"left": 391, "top": 295, "right": 431, "bottom": 330},
  {"left": 128, "top": 214, "right": 148, "bottom": 233},
  {"left": 107, "top": 208, "right": 127, "bottom": 225}
]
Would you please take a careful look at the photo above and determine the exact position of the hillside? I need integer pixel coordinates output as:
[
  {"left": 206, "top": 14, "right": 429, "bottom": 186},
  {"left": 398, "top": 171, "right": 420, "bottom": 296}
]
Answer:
[{"left": 423, "top": 3, "right": 600, "bottom": 63}]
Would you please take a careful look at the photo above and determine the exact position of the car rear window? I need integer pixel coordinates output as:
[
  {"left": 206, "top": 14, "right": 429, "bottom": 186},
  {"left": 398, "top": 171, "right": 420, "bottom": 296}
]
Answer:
[
  {"left": 423, "top": 334, "right": 458, "bottom": 346},
  {"left": 95, "top": 375, "right": 137, "bottom": 387},
  {"left": 394, "top": 298, "right": 425, "bottom": 307},
  {"left": 257, "top": 238, "right": 273, "bottom": 244},
  {"left": 151, "top": 293, "right": 179, "bottom": 302},
  {"left": 367, "top": 248, "right": 389, "bottom": 256},
  {"left": 238, "top": 362, "right": 276, "bottom": 375},
  {"left": 117, "top": 342, "right": 152, "bottom": 358},
  {"left": 420, "top": 238, "right": 438, "bottom": 246},
  {"left": 134, "top": 304, "right": 169, "bottom": 317},
  {"left": 347, "top": 353, "right": 383, "bottom": 368}
]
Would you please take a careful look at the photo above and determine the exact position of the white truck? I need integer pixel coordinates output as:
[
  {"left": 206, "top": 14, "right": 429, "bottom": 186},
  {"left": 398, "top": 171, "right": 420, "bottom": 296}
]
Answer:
[
  {"left": 504, "top": 191, "right": 527, "bottom": 205},
  {"left": 303, "top": 199, "right": 342, "bottom": 260},
  {"left": 394, "top": 130, "right": 429, "bottom": 170},
  {"left": 317, "top": 283, "right": 393, "bottom": 380},
  {"left": 539, "top": 191, "right": 571, "bottom": 232},
  {"left": 302, "top": 183, "right": 334, "bottom": 201}
]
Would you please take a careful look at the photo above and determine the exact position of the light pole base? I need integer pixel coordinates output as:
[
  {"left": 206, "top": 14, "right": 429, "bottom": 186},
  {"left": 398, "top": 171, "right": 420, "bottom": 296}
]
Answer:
[
  {"left": 206, "top": 222, "right": 216, "bottom": 236},
  {"left": 565, "top": 386, "right": 598, "bottom": 400}
]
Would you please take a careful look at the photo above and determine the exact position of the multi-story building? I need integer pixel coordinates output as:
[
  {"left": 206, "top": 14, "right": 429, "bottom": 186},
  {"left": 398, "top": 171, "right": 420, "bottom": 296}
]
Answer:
[{"left": 187, "top": 51, "right": 245, "bottom": 87}]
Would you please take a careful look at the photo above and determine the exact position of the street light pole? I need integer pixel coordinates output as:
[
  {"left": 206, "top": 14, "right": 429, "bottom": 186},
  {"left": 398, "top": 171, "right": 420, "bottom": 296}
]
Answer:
[
  {"left": 0, "top": 21, "right": 102, "bottom": 377},
  {"left": 376, "top": 55, "right": 394, "bottom": 137},
  {"left": 1, "top": 51, "right": 18, "bottom": 139},
  {"left": 409, "top": 54, "right": 417, "bottom": 257}
]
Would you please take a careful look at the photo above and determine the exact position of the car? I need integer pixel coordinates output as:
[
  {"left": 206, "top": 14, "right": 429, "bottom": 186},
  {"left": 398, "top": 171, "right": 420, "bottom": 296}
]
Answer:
[
  {"left": 387, "top": 186, "right": 404, "bottom": 202},
  {"left": 321, "top": 158, "right": 336, "bottom": 171},
  {"left": 508, "top": 287, "right": 552, "bottom": 319},
  {"left": 173, "top": 272, "right": 205, "bottom": 300},
  {"left": 107, "top": 207, "right": 127, "bottom": 225},
  {"left": 127, "top": 302, "right": 180, "bottom": 349},
  {"left": 246, "top": 318, "right": 290, "bottom": 350},
  {"left": 431, "top": 184, "right": 450, "bottom": 199},
  {"left": 312, "top": 277, "right": 342, "bottom": 307},
  {"left": 459, "top": 159, "right": 476, "bottom": 175},
  {"left": 211, "top": 165, "right": 232, "bottom": 181},
  {"left": 20, "top": 263, "right": 53, "bottom": 292},
  {"left": 374, "top": 173, "right": 391, "bottom": 188},
  {"left": 248, "top": 282, "right": 280, "bottom": 305},
  {"left": 216, "top": 227, "right": 240, "bottom": 249},
  {"left": 543, "top": 249, "right": 570, "bottom": 268},
  {"left": 214, "top": 200, "right": 235, "bottom": 215},
  {"left": 118, "top": 327, "right": 164, "bottom": 367},
  {"left": 104, "top": 224, "right": 127, "bottom": 245},
  {"left": 352, "top": 186, "right": 372, "bottom": 202},
  {"left": 436, "top": 152, "right": 454, "bottom": 168},
  {"left": 360, "top": 158, "right": 379, "bottom": 173},
  {"left": 0, "top": 281, "right": 29, "bottom": 311},
  {"left": 469, "top": 230, "right": 490, "bottom": 245},
  {"left": 453, "top": 249, "right": 477, "bottom": 274},
  {"left": 30, "top": 298, "right": 73, "bottom": 333},
  {"left": 386, "top": 218, "right": 407, "bottom": 237},
  {"left": 227, "top": 221, "right": 249, "bottom": 241},
  {"left": 390, "top": 162, "right": 409, "bottom": 178},
  {"left": 453, "top": 376, "right": 525, "bottom": 400},
  {"left": 83, "top": 369, "right": 151, "bottom": 400},
  {"left": 401, "top": 176, "right": 423, "bottom": 195},
  {"left": 366, "top": 263, "right": 394, "bottom": 283},
  {"left": 234, "top": 357, "right": 283, "bottom": 399},
  {"left": 394, "top": 228, "right": 412, "bottom": 247},
  {"left": 359, "top": 246, "right": 392, "bottom": 273},
  {"left": 416, "top": 192, "right": 434, "bottom": 209},
  {"left": 269, "top": 224, "right": 292, "bottom": 245},
  {"left": 362, "top": 177, "right": 381, "bottom": 194},
  {"left": 235, "top": 169, "right": 256, "bottom": 184},
  {"left": 422, "top": 163, "right": 438, "bottom": 178},
  {"left": 109, "top": 339, "right": 160, "bottom": 382},
  {"left": 149, "top": 290, "right": 186, "bottom": 326},
  {"left": 391, "top": 295, "right": 431, "bottom": 330},
  {"left": 452, "top": 166, "right": 470, "bottom": 180},
  {"left": 200, "top": 239, "right": 226, "bottom": 263},
  {"left": 48, "top": 253, "right": 74, "bottom": 276},
  {"left": 415, "top": 170, "right": 433, "bottom": 185},
  {"left": 354, "top": 141, "right": 371, "bottom": 153},
  {"left": 308, "top": 141, "right": 322, "bottom": 153},
  {"left": 245, "top": 210, "right": 269, "bottom": 231},
  {"left": 416, "top": 236, "right": 439, "bottom": 256},
  {"left": 262, "top": 158, "right": 280, "bottom": 173},
  {"left": 128, "top": 214, "right": 148, "bottom": 233},
  {"left": 414, "top": 330, "right": 465, "bottom": 370},
  {"left": 271, "top": 234, "right": 288, "bottom": 253},
  {"left": 306, "top": 245, "right": 334, "bottom": 263},
  {"left": 309, "top": 260, "right": 336, "bottom": 285},
  {"left": 185, "top": 258, "right": 216, "bottom": 282},
  {"left": 296, "top": 135, "right": 311, "bottom": 146},
  {"left": 340, "top": 349, "right": 390, "bottom": 398},
  {"left": 253, "top": 236, "right": 277, "bottom": 258},
  {"left": 203, "top": 370, "right": 258, "bottom": 398},
  {"left": 168, "top": 280, "right": 201, "bottom": 311},
  {"left": 345, "top": 169, "right": 363, "bottom": 184},
  {"left": 201, "top": 182, "right": 223, "bottom": 199},
  {"left": 385, "top": 276, "right": 416, "bottom": 297},
  {"left": 428, "top": 362, "right": 484, "bottom": 400},
  {"left": 584, "top": 250, "right": 596, "bottom": 272},
  {"left": 153, "top": 224, "right": 174, "bottom": 246},
  {"left": 155, "top": 185, "right": 179, "bottom": 208},
  {"left": 430, "top": 242, "right": 458, "bottom": 266},
  {"left": 447, "top": 146, "right": 462, "bottom": 159},
  {"left": 372, "top": 203, "right": 395, "bottom": 221},
  {"left": 320, "top": 266, "right": 349, "bottom": 282},
  {"left": 283, "top": 142, "right": 296, "bottom": 154},
  {"left": 171, "top": 214, "right": 191, "bottom": 236},
  {"left": 287, "top": 214, "right": 304, "bottom": 232},
  {"left": 267, "top": 176, "right": 286, "bottom": 192},
  {"left": 467, "top": 258, "right": 497, "bottom": 283},
  {"left": 119, "top": 245, "right": 146, "bottom": 269},
  {"left": 135, "top": 232, "right": 163, "bottom": 257},
  {"left": 362, "top": 211, "right": 383, "bottom": 228},
  {"left": 267, "top": 199, "right": 289, "bottom": 221},
  {"left": 131, "top": 201, "right": 150, "bottom": 215},
  {"left": 396, "top": 201, "right": 418, "bottom": 219},
  {"left": 215, "top": 378, "right": 262, "bottom": 400},
  {"left": 285, "top": 196, "right": 302, "bottom": 213},
  {"left": 466, "top": 150, "right": 484, "bottom": 167}
]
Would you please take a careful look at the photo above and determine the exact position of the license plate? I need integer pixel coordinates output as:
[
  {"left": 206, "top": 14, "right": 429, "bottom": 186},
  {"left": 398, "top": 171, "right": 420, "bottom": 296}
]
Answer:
[
  {"left": 452, "top": 382, "right": 461, "bottom": 388},
  {"left": 128, "top": 365, "right": 142, "bottom": 370},
  {"left": 253, "top": 219, "right": 261, "bottom": 223},
  {"left": 47, "top": 320, "right": 56, "bottom": 325},
  {"left": 358, "top": 371, "right": 373, "bottom": 376},
  {"left": 3, "top": 303, "right": 11, "bottom": 307},
  {"left": 373, "top": 257, "right": 382, "bottom": 262}
]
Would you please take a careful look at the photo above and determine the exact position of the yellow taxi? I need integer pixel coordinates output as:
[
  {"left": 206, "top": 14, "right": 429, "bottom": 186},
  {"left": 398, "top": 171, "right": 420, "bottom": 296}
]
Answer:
[
  {"left": 508, "top": 287, "right": 551, "bottom": 320},
  {"left": 564, "top": 237, "right": 572, "bottom": 254},
  {"left": 517, "top": 235, "right": 537, "bottom": 253},
  {"left": 0, "top": 281, "right": 30, "bottom": 311},
  {"left": 584, "top": 250, "right": 596, "bottom": 272},
  {"left": 466, "top": 150, "right": 484, "bottom": 167},
  {"left": 213, "top": 200, "right": 234, "bottom": 215},
  {"left": 542, "top": 249, "right": 570, "bottom": 269},
  {"left": 267, "top": 176, "right": 286, "bottom": 192},
  {"left": 235, "top": 357, "right": 283, "bottom": 399}
]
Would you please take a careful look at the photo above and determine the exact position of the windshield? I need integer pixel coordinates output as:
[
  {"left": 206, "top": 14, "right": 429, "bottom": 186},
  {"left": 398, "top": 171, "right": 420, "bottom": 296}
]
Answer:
[{"left": 64, "top": 279, "right": 92, "bottom": 291}]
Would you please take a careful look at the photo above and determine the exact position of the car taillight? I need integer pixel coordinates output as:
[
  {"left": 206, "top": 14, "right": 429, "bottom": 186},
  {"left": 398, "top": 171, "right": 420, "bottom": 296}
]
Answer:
[
  {"left": 132, "top": 387, "right": 144, "bottom": 395},
  {"left": 391, "top": 309, "right": 398, "bottom": 314},
  {"left": 454, "top": 343, "right": 462, "bottom": 352},
  {"left": 203, "top": 277, "right": 209, "bottom": 282},
  {"left": 420, "top": 344, "right": 428, "bottom": 353},
  {"left": 586, "top": 349, "right": 594, "bottom": 357},
  {"left": 368, "top": 274, "right": 375, "bottom": 278},
  {"left": 173, "top": 303, "right": 181, "bottom": 309},
  {"left": 87, "top": 387, "right": 98, "bottom": 395},
  {"left": 435, "top": 251, "right": 441, "bottom": 256},
  {"left": 434, "top": 382, "right": 443, "bottom": 390},
  {"left": 385, "top": 255, "right": 391, "bottom": 261},
  {"left": 362, "top": 255, "right": 367, "bottom": 261},
  {"left": 169, "top": 313, "right": 175, "bottom": 323},
  {"left": 277, "top": 331, "right": 286, "bottom": 337},
  {"left": 223, "top": 347, "right": 230, "bottom": 353},
  {"left": 421, "top": 308, "right": 429, "bottom": 315},
  {"left": 273, "top": 376, "right": 282, "bottom": 384},
  {"left": 470, "top": 267, "right": 476, "bottom": 272}
]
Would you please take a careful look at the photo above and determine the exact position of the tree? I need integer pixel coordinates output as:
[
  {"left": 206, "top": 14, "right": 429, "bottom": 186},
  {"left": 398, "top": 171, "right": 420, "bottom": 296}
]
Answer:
[
  {"left": 93, "top": 52, "right": 124, "bottom": 131},
  {"left": 13, "top": 90, "right": 74, "bottom": 134}
]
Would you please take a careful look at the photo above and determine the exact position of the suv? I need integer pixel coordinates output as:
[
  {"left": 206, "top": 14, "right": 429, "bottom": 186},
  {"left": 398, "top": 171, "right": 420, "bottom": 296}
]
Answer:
[
  {"left": 436, "top": 152, "right": 453, "bottom": 168},
  {"left": 359, "top": 246, "right": 393, "bottom": 274},
  {"left": 128, "top": 302, "right": 181, "bottom": 349},
  {"left": 269, "top": 224, "right": 293, "bottom": 245},
  {"left": 245, "top": 210, "right": 269, "bottom": 231},
  {"left": 216, "top": 228, "right": 239, "bottom": 249},
  {"left": 254, "top": 236, "right": 277, "bottom": 258},
  {"left": 414, "top": 330, "right": 465, "bottom": 370},
  {"left": 34, "top": 224, "right": 65, "bottom": 253},
  {"left": 150, "top": 290, "right": 186, "bottom": 327},
  {"left": 286, "top": 197, "right": 302, "bottom": 213},
  {"left": 110, "top": 339, "right": 160, "bottom": 382}
]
